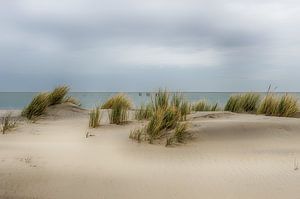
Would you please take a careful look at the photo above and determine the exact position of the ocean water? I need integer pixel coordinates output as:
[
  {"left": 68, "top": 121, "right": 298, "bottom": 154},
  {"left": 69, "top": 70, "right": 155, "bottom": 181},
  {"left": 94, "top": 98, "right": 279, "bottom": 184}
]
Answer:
[{"left": 0, "top": 92, "right": 300, "bottom": 109}]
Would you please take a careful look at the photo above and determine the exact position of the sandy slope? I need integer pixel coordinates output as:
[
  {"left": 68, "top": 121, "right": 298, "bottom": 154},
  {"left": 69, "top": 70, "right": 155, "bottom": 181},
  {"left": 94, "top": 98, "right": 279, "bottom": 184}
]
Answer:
[{"left": 0, "top": 108, "right": 300, "bottom": 199}]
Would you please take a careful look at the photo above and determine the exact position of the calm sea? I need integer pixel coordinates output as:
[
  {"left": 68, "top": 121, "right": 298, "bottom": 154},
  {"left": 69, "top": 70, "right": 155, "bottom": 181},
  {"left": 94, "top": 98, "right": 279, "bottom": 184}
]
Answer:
[{"left": 0, "top": 92, "right": 300, "bottom": 109}]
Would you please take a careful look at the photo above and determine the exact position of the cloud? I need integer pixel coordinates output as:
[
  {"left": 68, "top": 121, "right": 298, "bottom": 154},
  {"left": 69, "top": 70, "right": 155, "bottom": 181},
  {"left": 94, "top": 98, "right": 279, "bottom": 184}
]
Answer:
[{"left": 0, "top": 0, "right": 300, "bottom": 91}]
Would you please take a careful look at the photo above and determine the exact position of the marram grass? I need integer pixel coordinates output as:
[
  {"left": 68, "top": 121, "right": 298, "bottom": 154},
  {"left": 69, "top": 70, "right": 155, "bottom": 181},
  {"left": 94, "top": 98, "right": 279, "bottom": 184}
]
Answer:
[
  {"left": 225, "top": 93, "right": 260, "bottom": 113},
  {"left": 173, "top": 122, "right": 189, "bottom": 143},
  {"left": 130, "top": 89, "right": 189, "bottom": 146},
  {"left": 258, "top": 94, "right": 298, "bottom": 117},
  {"left": 193, "top": 100, "right": 217, "bottom": 111},
  {"left": 48, "top": 86, "right": 70, "bottom": 106},
  {"left": 1, "top": 113, "right": 17, "bottom": 134},
  {"left": 135, "top": 103, "right": 153, "bottom": 120},
  {"left": 102, "top": 94, "right": 132, "bottom": 124},
  {"left": 22, "top": 93, "right": 49, "bottom": 120},
  {"left": 257, "top": 94, "right": 278, "bottom": 116},
  {"left": 89, "top": 106, "right": 101, "bottom": 128},
  {"left": 152, "top": 89, "right": 169, "bottom": 111},
  {"left": 22, "top": 85, "right": 80, "bottom": 120},
  {"left": 277, "top": 95, "right": 298, "bottom": 117}
]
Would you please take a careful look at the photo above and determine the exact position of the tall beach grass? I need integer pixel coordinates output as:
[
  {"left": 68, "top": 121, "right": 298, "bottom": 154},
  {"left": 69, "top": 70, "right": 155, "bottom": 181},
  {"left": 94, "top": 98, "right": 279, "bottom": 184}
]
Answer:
[
  {"left": 258, "top": 94, "right": 298, "bottom": 117},
  {"left": 22, "top": 85, "right": 80, "bottom": 120},
  {"left": 130, "top": 89, "right": 189, "bottom": 146},
  {"left": 224, "top": 93, "right": 260, "bottom": 113},
  {"left": 89, "top": 106, "right": 101, "bottom": 128},
  {"left": 48, "top": 86, "right": 70, "bottom": 106},
  {"left": 22, "top": 93, "right": 49, "bottom": 120},
  {"left": 102, "top": 94, "right": 132, "bottom": 124}
]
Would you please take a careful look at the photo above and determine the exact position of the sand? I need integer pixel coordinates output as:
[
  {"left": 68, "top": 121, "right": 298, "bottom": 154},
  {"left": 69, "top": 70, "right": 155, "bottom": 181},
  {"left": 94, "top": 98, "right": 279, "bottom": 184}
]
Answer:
[{"left": 0, "top": 106, "right": 300, "bottom": 199}]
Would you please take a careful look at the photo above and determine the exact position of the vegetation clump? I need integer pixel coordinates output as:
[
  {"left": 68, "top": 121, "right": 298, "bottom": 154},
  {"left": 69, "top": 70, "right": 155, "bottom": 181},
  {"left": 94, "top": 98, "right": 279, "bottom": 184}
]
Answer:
[
  {"left": 276, "top": 95, "right": 298, "bottom": 117},
  {"left": 89, "top": 106, "right": 101, "bottom": 128},
  {"left": 22, "top": 85, "right": 80, "bottom": 120},
  {"left": 1, "top": 113, "right": 17, "bottom": 134},
  {"left": 102, "top": 94, "right": 132, "bottom": 124},
  {"left": 135, "top": 103, "right": 153, "bottom": 120},
  {"left": 258, "top": 94, "right": 298, "bottom": 117},
  {"left": 22, "top": 93, "right": 49, "bottom": 120},
  {"left": 47, "top": 86, "right": 70, "bottom": 106},
  {"left": 193, "top": 100, "right": 218, "bottom": 112},
  {"left": 129, "top": 89, "right": 190, "bottom": 146},
  {"left": 225, "top": 93, "right": 260, "bottom": 113}
]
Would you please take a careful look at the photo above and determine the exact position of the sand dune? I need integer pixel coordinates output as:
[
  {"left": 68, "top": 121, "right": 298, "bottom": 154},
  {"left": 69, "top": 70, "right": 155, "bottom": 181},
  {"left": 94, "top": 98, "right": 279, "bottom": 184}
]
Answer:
[{"left": 0, "top": 108, "right": 300, "bottom": 199}]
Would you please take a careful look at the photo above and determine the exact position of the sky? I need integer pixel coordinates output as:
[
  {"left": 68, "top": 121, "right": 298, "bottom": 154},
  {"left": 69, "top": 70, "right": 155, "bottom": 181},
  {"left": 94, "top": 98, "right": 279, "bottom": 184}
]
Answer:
[{"left": 0, "top": 0, "right": 300, "bottom": 92}]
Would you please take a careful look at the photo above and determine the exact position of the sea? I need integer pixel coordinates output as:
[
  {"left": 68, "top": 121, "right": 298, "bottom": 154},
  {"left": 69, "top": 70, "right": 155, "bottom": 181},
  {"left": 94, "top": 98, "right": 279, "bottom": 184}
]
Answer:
[{"left": 0, "top": 92, "right": 300, "bottom": 109}]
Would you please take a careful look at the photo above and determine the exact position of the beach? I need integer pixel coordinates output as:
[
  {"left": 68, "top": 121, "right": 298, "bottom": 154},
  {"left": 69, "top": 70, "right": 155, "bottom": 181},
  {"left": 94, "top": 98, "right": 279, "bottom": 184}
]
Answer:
[{"left": 1, "top": 105, "right": 300, "bottom": 199}]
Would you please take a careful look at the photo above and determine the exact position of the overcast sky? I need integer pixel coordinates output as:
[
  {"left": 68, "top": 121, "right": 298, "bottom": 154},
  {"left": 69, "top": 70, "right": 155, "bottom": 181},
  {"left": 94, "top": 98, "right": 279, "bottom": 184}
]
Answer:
[{"left": 0, "top": 0, "right": 300, "bottom": 91}]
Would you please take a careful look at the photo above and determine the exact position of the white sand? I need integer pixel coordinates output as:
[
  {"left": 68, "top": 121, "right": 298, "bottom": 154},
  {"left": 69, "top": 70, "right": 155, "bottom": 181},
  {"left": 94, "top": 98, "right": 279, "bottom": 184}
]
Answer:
[{"left": 0, "top": 106, "right": 300, "bottom": 199}]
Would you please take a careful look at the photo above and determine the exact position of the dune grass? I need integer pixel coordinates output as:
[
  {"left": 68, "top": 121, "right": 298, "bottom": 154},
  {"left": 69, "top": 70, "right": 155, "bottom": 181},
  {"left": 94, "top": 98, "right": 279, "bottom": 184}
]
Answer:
[
  {"left": 1, "top": 113, "right": 17, "bottom": 134},
  {"left": 135, "top": 103, "right": 153, "bottom": 121},
  {"left": 277, "top": 95, "right": 298, "bottom": 117},
  {"left": 193, "top": 100, "right": 218, "bottom": 111},
  {"left": 129, "top": 128, "right": 145, "bottom": 143},
  {"left": 257, "top": 94, "right": 279, "bottom": 116},
  {"left": 224, "top": 95, "right": 242, "bottom": 112},
  {"left": 171, "top": 93, "right": 191, "bottom": 121},
  {"left": 102, "top": 94, "right": 132, "bottom": 124},
  {"left": 22, "top": 85, "right": 80, "bottom": 120},
  {"left": 130, "top": 89, "right": 189, "bottom": 146},
  {"left": 89, "top": 106, "right": 101, "bottom": 128},
  {"left": 225, "top": 93, "right": 260, "bottom": 113},
  {"left": 180, "top": 100, "right": 191, "bottom": 121},
  {"left": 47, "top": 86, "right": 70, "bottom": 106},
  {"left": 258, "top": 94, "right": 298, "bottom": 117},
  {"left": 239, "top": 93, "right": 260, "bottom": 112},
  {"left": 173, "top": 122, "right": 189, "bottom": 143},
  {"left": 152, "top": 89, "right": 169, "bottom": 111},
  {"left": 22, "top": 93, "right": 49, "bottom": 120}
]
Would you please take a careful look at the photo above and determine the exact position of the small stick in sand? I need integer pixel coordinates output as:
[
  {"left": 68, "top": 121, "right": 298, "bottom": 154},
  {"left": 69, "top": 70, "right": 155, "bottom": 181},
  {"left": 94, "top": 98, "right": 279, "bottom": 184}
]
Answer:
[
  {"left": 294, "top": 158, "right": 298, "bottom": 171},
  {"left": 85, "top": 130, "right": 90, "bottom": 138}
]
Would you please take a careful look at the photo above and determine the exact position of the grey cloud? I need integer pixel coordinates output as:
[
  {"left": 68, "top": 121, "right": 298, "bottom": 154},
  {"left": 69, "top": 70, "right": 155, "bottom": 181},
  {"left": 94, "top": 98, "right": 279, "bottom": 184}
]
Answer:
[{"left": 0, "top": 0, "right": 300, "bottom": 91}]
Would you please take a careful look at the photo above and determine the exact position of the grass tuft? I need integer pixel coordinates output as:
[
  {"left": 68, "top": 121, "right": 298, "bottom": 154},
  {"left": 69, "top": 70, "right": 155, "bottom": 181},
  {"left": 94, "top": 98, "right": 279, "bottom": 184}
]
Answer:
[
  {"left": 47, "top": 86, "right": 70, "bottom": 106},
  {"left": 102, "top": 94, "right": 132, "bottom": 124},
  {"left": 135, "top": 103, "right": 153, "bottom": 120},
  {"left": 22, "top": 85, "right": 80, "bottom": 120},
  {"left": 173, "top": 122, "right": 189, "bottom": 143},
  {"left": 152, "top": 89, "right": 169, "bottom": 111},
  {"left": 225, "top": 93, "right": 260, "bottom": 113},
  {"left": 257, "top": 94, "right": 279, "bottom": 116},
  {"left": 129, "top": 128, "right": 145, "bottom": 143},
  {"left": 89, "top": 106, "right": 101, "bottom": 128},
  {"left": 22, "top": 93, "right": 49, "bottom": 120},
  {"left": 193, "top": 100, "right": 216, "bottom": 111},
  {"left": 130, "top": 89, "right": 190, "bottom": 146},
  {"left": 258, "top": 94, "right": 298, "bottom": 117},
  {"left": 277, "top": 94, "right": 298, "bottom": 117},
  {"left": 1, "top": 113, "right": 17, "bottom": 134}
]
